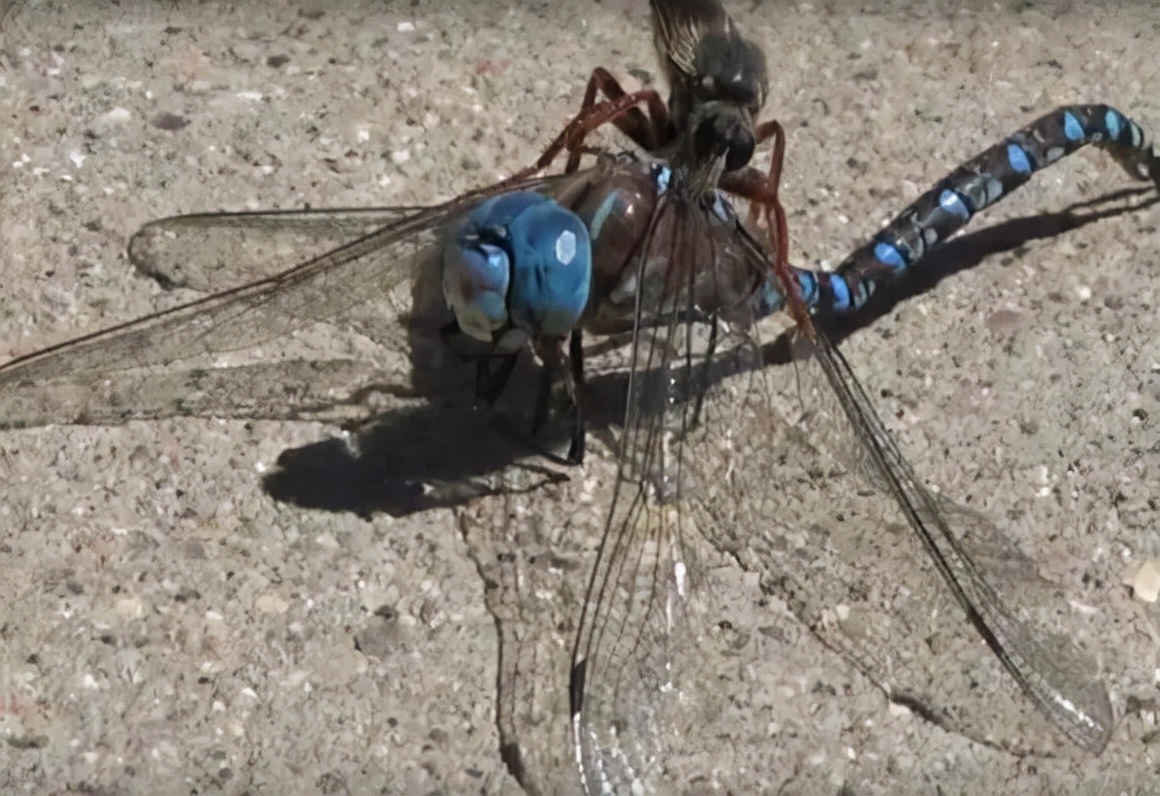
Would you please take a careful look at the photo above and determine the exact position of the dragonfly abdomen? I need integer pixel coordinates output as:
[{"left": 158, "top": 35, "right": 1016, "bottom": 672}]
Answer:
[{"left": 758, "top": 105, "right": 1157, "bottom": 318}]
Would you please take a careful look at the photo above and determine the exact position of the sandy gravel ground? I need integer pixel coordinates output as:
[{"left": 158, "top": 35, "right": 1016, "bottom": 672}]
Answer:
[{"left": 2, "top": 1, "right": 1159, "bottom": 794}]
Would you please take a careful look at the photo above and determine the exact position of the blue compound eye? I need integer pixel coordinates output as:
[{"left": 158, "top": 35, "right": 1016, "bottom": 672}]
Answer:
[
  {"left": 443, "top": 240, "right": 510, "bottom": 341},
  {"left": 443, "top": 192, "right": 546, "bottom": 342},
  {"left": 443, "top": 191, "right": 592, "bottom": 341},
  {"left": 505, "top": 200, "right": 592, "bottom": 337},
  {"left": 467, "top": 191, "right": 548, "bottom": 228}
]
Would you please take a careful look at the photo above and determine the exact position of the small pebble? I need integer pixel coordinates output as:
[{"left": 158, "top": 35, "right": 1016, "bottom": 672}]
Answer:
[{"left": 1130, "top": 559, "right": 1160, "bottom": 603}]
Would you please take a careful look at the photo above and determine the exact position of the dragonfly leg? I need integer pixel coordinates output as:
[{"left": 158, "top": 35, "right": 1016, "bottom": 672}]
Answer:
[
  {"left": 801, "top": 105, "right": 1160, "bottom": 317},
  {"left": 438, "top": 320, "right": 586, "bottom": 463},
  {"left": 567, "top": 329, "right": 586, "bottom": 464},
  {"left": 438, "top": 320, "right": 524, "bottom": 405},
  {"left": 563, "top": 67, "right": 670, "bottom": 173},
  {"left": 530, "top": 332, "right": 586, "bottom": 464},
  {"left": 475, "top": 354, "right": 521, "bottom": 405}
]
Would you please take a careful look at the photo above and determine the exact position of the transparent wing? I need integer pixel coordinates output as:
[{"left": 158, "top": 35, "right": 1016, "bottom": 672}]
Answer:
[
  {"left": 128, "top": 206, "right": 421, "bottom": 291},
  {"left": 569, "top": 190, "right": 770, "bottom": 791},
  {"left": 0, "top": 174, "right": 557, "bottom": 430},
  {"left": 570, "top": 208, "right": 1113, "bottom": 791},
  {"left": 784, "top": 328, "right": 1113, "bottom": 752},
  {"left": 649, "top": 0, "right": 730, "bottom": 81}
]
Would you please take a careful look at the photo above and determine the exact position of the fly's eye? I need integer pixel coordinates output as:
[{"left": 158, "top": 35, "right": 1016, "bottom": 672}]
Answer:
[
  {"left": 693, "top": 117, "right": 721, "bottom": 165},
  {"left": 693, "top": 114, "right": 755, "bottom": 172},
  {"left": 725, "top": 128, "right": 754, "bottom": 172}
]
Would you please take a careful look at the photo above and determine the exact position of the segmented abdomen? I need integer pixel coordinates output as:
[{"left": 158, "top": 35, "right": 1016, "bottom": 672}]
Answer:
[{"left": 762, "top": 104, "right": 1157, "bottom": 318}]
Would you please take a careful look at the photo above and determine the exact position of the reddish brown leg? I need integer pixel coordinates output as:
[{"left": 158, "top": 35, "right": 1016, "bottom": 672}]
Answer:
[
  {"left": 452, "top": 69, "right": 668, "bottom": 206},
  {"left": 563, "top": 67, "right": 671, "bottom": 173},
  {"left": 535, "top": 89, "right": 668, "bottom": 171},
  {"left": 444, "top": 89, "right": 668, "bottom": 208},
  {"left": 720, "top": 119, "right": 789, "bottom": 271}
]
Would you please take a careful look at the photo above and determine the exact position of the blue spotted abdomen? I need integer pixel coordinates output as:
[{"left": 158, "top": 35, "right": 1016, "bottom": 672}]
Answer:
[{"left": 760, "top": 104, "right": 1157, "bottom": 317}]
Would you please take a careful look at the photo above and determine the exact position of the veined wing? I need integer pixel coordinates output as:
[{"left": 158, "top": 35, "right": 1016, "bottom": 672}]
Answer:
[
  {"left": 650, "top": 0, "right": 731, "bottom": 83},
  {"left": 129, "top": 206, "right": 420, "bottom": 292},
  {"left": 784, "top": 326, "right": 1113, "bottom": 753},
  {"left": 649, "top": 0, "right": 768, "bottom": 111},
  {"left": 569, "top": 178, "right": 769, "bottom": 791},
  {"left": 569, "top": 201, "right": 1112, "bottom": 792},
  {"left": 0, "top": 172, "right": 560, "bottom": 430}
]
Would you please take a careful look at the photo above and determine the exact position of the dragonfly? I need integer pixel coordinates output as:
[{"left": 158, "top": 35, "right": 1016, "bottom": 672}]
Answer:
[{"left": 0, "top": 1, "right": 1157, "bottom": 793}]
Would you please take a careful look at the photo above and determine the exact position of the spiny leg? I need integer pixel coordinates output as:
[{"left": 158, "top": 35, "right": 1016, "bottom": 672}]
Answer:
[
  {"left": 567, "top": 330, "right": 586, "bottom": 463},
  {"left": 720, "top": 119, "right": 790, "bottom": 269},
  {"left": 550, "top": 72, "right": 665, "bottom": 461},
  {"left": 565, "top": 67, "right": 670, "bottom": 173},
  {"left": 476, "top": 354, "right": 521, "bottom": 405},
  {"left": 529, "top": 333, "right": 586, "bottom": 464},
  {"left": 437, "top": 321, "right": 523, "bottom": 408},
  {"left": 758, "top": 105, "right": 1160, "bottom": 319},
  {"left": 533, "top": 89, "right": 668, "bottom": 175},
  {"left": 523, "top": 82, "right": 669, "bottom": 461},
  {"left": 448, "top": 88, "right": 674, "bottom": 210},
  {"left": 457, "top": 89, "right": 667, "bottom": 460}
]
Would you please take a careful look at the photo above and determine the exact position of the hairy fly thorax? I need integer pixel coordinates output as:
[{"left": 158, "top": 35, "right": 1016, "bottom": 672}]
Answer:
[{"left": 650, "top": 0, "right": 770, "bottom": 173}]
